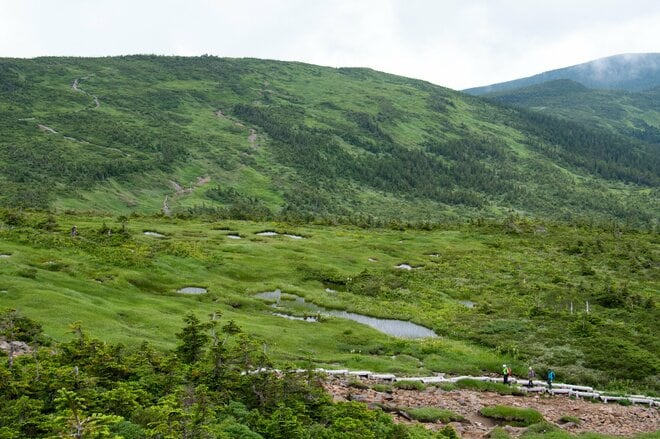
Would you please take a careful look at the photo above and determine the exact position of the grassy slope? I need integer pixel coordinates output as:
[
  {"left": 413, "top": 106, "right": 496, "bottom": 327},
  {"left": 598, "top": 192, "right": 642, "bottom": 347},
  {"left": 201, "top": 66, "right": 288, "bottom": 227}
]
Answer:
[
  {"left": 483, "top": 79, "right": 660, "bottom": 139},
  {"left": 1, "top": 212, "right": 657, "bottom": 393},
  {"left": 0, "top": 56, "right": 657, "bottom": 223}
]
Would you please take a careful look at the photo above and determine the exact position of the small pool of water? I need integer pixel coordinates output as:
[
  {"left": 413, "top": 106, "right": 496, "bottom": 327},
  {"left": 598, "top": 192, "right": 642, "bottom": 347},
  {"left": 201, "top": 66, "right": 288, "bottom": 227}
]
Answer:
[
  {"left": 226, "top": 234, "right": 242, "bottom": 239},
  {"left": 144, "top": 231, "right": 166, "bottom": 238},
  {"left": 273, "top": 313, "right": 318, "bottom": 322},
  {"left": 0, "top": 254, "right": 11, "bottom": 258},
  {"left": 396, "top": 264, "right": 412, "bottom": 270},
  {"left": 284, "top": 234, "right": 305, "bottom": 239},
  {"left": 458, "top": 300, "right": 476, "bottom": 308},
  {"left": 256, "top": 231, "right": 278, "bottom": 236},
  {"left": 177, "top": 287, "right": 208, "bottom": 295},
  {"left": 254, "top": 290, "right": 436, "bottom": 339}
]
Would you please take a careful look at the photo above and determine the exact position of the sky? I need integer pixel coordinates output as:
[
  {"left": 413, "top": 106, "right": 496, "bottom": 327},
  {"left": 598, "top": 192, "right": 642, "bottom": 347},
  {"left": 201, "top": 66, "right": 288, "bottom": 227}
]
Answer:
[{"left": 1, "top": 0, "right": 659, "bottom": 90}]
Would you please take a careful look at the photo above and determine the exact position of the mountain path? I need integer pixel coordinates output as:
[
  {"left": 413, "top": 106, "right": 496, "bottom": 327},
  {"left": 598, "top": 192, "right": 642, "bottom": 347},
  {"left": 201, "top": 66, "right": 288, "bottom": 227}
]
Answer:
[
  {"left": 162, "top": 176, "right": 211, "bottom": 216},
  {"left": 72, "top": 76, "right": 100, "bottom": 108}
]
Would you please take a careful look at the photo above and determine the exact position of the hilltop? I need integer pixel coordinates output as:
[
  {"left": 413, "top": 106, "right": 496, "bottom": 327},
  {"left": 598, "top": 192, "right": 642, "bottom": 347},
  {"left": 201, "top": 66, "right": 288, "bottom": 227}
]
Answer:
[
  {"left": 465, "top": 53, "right": 660, "bottom": 94},
  {"left": 0, "top": 56, "right": 657, "bottom": 224}
]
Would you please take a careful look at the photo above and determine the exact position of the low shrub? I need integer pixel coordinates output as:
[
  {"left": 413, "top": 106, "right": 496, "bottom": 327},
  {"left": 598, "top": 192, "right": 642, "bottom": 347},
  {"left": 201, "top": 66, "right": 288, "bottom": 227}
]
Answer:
[
  {"left": 405, "top": 407, "right": 465, "bottom": 423},
  {"left": 479, "top": 405, "right": 544, "bottom": 427},
  {"left": 558, "top": 415, "right": 580, "bottom": 425},
  {"left": 372, "top": 383, "right": 392, "bottom": 393},
  {"left": 488, "top": 427, "right": 512, "bottom": 439},
  {"left": 394, "top": 380, "right": 425, "bottom": 391},
  {"left": 523, "top": 421, "right": 560, "bottom": 435},
  {"left": 455, "top": 379, "right": 525, "bottom": 396},
  {"left": 347, "top": 379, "right": 369, "bottom": 389}
]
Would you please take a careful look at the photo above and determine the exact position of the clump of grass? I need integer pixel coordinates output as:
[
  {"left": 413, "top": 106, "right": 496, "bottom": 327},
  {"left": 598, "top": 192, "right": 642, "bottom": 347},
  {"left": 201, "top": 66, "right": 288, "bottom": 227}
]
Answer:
[
  {"left": 405, "top": 407, "right": 465, "bottom": 423},
  {"left": 430, "top": 382, "right": 458, "bottom": 391},
  {"left": 616, "top": 398, "right": 632, "bottom": 406},
  {"left": 372, "top": 383, "right": 392, "bottom": 393},
  {"left": 479, "top": 405, "right": 544, "bottom": 427},
  {"left": 523, "top": 421, "right": 560, "bottom": 435},
  {"left": 558, "top": 415, "right": 581, "bottom": 425},
  {"left": 455, "top": 379, "right": 525, "bottom": 396},
  {"left": 393, "top": 380, "right": 425, "bottom": 391},
  {"left": 16, "top": 267, "right": 37, "bottom": 279},
  {"left": 488, "top": 427, "right": 512, "bottom": 439},
  {"left": 347, "top": 379, "right": 368, "bottom": 389}
]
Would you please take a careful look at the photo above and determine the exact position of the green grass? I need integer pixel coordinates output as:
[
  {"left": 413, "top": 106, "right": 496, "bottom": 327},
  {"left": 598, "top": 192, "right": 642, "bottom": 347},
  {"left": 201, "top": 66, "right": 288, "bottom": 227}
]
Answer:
[
  {"left": 454, "top": 379, "right": 525, "bottom": 395},
  {"left": 479, "top": 405, "right": 544, "bottom": 427},
  {"left": 393, "top": 381, "right": 426, "bottom": 391},
  {"left": 405, "top": 407, "right": 465, "bottom": 423},
  {"left": 0, "top": 210, "right": 657, "bottom": 394}
]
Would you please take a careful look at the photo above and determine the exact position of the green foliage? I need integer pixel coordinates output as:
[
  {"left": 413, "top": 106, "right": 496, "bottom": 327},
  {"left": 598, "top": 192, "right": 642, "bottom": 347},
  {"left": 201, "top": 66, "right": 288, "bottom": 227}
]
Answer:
[
  {"left": 405, "top": 407, "right": 465, "bottom": 423},
  {"left": 0, "top": 56, "right": 657, "bottom": 223},
  {"left": 393, "top": 380, "right": 426, "bottom": 391},
  {"left": 489, "top": 427, "right": 513, "bottom": 439},
  {"left": 558, "top": 415, "right": 581, "bottom": 425},
  {"left": 454, "top": 379, "right": 525, "bottom": 396},
  {"left": 479, "top": 405, "right": 544, "bottom": 427}
]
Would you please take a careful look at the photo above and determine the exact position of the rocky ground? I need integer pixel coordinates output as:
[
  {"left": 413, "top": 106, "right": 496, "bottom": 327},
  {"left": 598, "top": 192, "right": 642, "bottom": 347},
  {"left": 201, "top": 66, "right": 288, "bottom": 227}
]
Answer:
[{"left": 323, "top": 376, "right": 660, "bottom": 438}]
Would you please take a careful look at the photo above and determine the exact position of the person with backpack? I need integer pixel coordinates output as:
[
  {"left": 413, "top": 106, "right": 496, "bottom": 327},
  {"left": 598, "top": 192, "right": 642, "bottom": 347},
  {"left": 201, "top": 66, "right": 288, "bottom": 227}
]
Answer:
[
  {"left": 502, "top": 364, "right": 511, "bottom": 384},
  {"left": 527, "top": 366, "right": 536, "bottom": 387},
  {"left": 547, "top": 368, "right": 555, "bottom": 389}
]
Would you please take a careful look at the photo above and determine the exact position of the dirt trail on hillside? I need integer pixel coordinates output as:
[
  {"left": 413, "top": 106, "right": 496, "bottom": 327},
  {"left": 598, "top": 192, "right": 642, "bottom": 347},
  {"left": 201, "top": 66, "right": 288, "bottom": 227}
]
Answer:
[
  {"left": 72, "top": 76, "right": 100, "bottom": 108},
  {"left": 162, "top": 177, "right": 212, "bottom": 216},
  {"left": 324, "top": 377, "right": 659, "bottom": 438}
]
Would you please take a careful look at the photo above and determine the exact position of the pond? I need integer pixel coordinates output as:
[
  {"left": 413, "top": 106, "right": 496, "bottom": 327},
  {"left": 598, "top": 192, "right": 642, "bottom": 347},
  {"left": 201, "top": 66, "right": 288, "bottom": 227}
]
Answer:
[
  {"left": 254, "top": 290, "right": 436, "bottom": 339},
  {"left": 458, "top": 300, "right": 476, "bottom": 308},
  {"left": 226, "top": 234, "right": 242, "bottom": 239},
  {"left": 144, "top": 231, "right": 166, "bottom": 238},
  {"left": 177, "top": 287, "right": 208, "bottom": 295},
  {"left": 0, "top": 254, "right": 11, "bottom": 258}
]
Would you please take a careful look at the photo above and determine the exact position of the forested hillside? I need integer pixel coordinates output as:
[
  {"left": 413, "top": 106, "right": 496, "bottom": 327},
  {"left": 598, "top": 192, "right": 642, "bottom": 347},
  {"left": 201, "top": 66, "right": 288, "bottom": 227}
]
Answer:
[{"left": 0, "top": 56, "right": 657, "bottom": 224}]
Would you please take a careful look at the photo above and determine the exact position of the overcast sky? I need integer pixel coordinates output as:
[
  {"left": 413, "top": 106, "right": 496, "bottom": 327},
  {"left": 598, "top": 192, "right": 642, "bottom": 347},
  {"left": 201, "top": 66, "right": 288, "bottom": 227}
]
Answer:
[{"left": 1, "top": 0, "right": 659, "bottom": 89}]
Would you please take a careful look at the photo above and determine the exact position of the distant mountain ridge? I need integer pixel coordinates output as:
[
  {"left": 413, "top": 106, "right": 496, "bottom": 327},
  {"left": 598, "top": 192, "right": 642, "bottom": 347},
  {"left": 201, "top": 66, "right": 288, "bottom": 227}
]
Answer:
[{"left": 466, "top": 53, "right": 660, "bottom": 95}]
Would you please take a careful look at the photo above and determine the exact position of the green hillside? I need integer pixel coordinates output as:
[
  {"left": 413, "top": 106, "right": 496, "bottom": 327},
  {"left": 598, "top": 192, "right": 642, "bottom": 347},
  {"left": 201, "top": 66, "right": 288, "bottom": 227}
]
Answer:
[
  {"left": 482, "top": 79, "right": 660, "bottom": 145},
  {"left": 0, "top": 56, "right": 657, "bottom": 224}
]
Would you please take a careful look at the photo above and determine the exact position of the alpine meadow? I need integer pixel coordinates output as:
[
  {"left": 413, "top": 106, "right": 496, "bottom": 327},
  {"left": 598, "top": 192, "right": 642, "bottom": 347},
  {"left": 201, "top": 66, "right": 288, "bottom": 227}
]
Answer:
[{"left": 0, "top": 55, "right": 658, "bottom": 438}]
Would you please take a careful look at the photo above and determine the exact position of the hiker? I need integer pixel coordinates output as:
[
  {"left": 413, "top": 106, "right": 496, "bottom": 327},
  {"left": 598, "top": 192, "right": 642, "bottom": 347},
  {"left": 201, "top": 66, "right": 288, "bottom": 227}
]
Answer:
[
  {"left": 502, "top": 364, "right": 511, "bottom": 384},
  {"left": 547, "top": 368, "right": 555, "bottom": 389},
  {"left": 71, "top": 226, "right": 78, "bottom": 237},
  {"left": 527, "top": 366, "right": 536, "bottom": 387}
]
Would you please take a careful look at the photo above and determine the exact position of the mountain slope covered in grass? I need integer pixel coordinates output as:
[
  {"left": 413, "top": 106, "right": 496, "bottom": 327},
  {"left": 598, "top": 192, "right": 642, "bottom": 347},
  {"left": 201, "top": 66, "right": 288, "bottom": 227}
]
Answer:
[{"left": 0, "top": 56, "right": 658, "bottom": 224}]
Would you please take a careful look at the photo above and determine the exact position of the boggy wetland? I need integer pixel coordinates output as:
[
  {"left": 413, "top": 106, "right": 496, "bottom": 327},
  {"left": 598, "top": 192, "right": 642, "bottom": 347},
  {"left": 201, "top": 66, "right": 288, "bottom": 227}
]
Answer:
[{"left": 0, "top": 210, "right": 657, "bottom": 395}]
